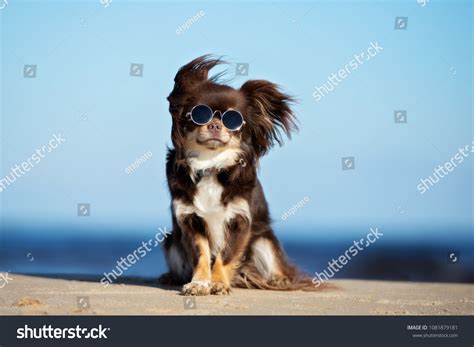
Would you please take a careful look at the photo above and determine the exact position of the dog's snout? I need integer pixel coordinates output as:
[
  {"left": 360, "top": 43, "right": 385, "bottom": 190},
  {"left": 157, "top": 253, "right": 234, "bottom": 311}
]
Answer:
[
  {"left": 207, "top": 119, "right": 222, "bottom": 136},
  {"left": 207, "top": 122, "right": 221, "bottom": 131}
]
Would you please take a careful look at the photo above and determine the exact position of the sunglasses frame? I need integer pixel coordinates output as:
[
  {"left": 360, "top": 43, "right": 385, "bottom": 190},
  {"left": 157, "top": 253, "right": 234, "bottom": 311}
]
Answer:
[{"left": 186, "top": 104, "right": 246, "bottom": 131}]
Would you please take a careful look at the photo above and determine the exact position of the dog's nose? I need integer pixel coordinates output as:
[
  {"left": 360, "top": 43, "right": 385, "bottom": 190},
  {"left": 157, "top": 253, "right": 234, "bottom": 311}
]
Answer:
[
  {"left": 207, "top": 122, "right": 221, "bottom": 131},
  {"left": 207, "top": 119, "right": 222, "bottom": 136}
]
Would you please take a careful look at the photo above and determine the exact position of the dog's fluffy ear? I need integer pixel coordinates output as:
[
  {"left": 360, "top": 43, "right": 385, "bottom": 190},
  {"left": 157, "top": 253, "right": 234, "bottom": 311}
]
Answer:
[
  {"left": 167, "top": 55, "right": 225, "bottom": 156},
  {"left": 167, "top": 55, "right": 224, "bottom": 115},
  {"left": 240, "top": 80, "right": 297, "bottom": 156}
]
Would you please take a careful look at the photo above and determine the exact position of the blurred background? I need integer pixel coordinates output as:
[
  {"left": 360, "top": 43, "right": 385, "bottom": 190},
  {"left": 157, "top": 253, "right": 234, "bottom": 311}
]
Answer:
[{"left": 0, "top": 0, "right": 472, "bottom": 283}]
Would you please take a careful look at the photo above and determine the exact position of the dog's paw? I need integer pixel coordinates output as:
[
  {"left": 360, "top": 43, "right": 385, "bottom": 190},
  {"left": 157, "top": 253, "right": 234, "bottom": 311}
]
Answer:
[
  {"left": 210, "top": 282, "right": 230, "bottom": 295},
  {"left": 182, "top": 280, "right": 211, "bottom": 296}
]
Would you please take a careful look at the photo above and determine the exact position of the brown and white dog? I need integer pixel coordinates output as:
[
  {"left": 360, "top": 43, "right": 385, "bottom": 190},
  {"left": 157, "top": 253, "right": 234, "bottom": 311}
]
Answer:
[{"left": 160, "top": 55, "right": 320, "bottom": 295}]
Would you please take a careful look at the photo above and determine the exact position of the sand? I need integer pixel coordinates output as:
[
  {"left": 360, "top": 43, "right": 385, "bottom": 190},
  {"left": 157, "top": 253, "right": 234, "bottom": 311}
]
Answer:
[{"left": 0, "top": 274, "right": 472, "bottom": 315}]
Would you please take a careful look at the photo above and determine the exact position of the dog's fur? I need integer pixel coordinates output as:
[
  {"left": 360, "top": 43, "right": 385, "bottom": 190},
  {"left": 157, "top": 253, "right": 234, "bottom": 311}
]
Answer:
[{"left": 160, "top": 55, "right": 324, "bottom": 295}]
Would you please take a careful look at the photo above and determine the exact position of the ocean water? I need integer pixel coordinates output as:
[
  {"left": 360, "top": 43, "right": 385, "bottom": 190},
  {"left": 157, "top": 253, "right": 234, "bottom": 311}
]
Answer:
[{"left": 0, "top": 225, "right": 472, "bottom": 284}]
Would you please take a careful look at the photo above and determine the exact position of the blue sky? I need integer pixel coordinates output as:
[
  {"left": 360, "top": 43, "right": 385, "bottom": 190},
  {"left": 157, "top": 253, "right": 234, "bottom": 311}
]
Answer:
[{"left": 0, "top": 0, "right": 472, "bottom": 240}]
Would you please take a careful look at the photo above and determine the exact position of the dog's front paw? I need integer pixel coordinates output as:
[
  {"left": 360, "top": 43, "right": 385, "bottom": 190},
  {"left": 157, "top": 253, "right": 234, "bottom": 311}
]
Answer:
[
  {"left": 182, "top": 280, "right": 211, "bottom": 296},
  {"left": 210, "top": 282, "right": 230, "bottom": 295}
]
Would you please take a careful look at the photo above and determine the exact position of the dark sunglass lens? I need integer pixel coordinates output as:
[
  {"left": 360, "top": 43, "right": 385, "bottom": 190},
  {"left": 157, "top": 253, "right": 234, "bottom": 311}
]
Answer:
[
  {"left": 191, "top": 105, "right": 213, "bottom": 124},
  {"left": 222, "top": 111, "right": 244, "bottom": 130}
]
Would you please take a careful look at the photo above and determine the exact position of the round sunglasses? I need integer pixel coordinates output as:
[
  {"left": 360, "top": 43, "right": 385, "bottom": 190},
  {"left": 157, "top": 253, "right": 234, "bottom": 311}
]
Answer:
[{"left": 186, "top": 104, "right": 246, "bottom": 131}]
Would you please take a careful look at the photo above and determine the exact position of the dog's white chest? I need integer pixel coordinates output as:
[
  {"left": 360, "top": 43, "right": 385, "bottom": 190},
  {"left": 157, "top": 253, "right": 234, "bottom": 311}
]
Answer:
[
  {"left": 194, "top": 176, "right": 224, "bottom": 213},
  {"left": 193, "top": 176, "right": 227, "bottom": 253},
  {"left": 173, "top": 148, "right": 251, "bottom": 255}
]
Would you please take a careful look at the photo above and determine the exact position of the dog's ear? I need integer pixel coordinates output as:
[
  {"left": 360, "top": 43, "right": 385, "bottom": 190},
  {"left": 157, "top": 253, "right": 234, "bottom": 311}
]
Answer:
[
  {"left": 167, "top": 55, "right": 225, "bottom": 157},
  {"left": 240, "top": 80, "right": 297, "bottom": 156},
  {"left": 167, "top": 55, "right": 224, "bottom": 115}
]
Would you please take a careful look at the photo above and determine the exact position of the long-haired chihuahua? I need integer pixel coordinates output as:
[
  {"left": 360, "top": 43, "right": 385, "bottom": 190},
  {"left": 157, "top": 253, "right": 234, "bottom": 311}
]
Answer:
[{"left": 160, "top": 55, "right": 326, "bottom": 295}]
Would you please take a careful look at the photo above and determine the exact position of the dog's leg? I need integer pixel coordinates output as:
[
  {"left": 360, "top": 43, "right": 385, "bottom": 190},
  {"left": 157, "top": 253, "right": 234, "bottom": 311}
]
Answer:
[
  {"left": 210, "top": 215, "right": 251, "bottom": 295},
  {"left": 182, "top": 233, "right": 212, "bottom": 296},
  {"left": 173, "top": 207, "right": 213, "bottom": 296},
  {"left": 210, "top": 255, "right": 232, "bottom": 295}
]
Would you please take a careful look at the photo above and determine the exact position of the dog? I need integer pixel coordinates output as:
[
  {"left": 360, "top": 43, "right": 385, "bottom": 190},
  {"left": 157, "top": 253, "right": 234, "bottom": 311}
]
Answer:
[{"left": 160, "top": 55, "right": 322, "bottom": 295}]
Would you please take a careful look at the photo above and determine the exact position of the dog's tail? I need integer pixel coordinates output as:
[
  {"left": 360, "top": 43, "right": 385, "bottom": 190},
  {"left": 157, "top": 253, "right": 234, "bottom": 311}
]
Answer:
[{"left": 232, "top": 259, "right": 336, "bottom": 292}]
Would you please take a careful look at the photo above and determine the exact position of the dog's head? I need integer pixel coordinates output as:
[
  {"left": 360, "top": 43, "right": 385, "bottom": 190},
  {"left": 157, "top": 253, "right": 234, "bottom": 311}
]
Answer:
[{"left": 167, "top": 55, "right": 297, "bottom": 168}]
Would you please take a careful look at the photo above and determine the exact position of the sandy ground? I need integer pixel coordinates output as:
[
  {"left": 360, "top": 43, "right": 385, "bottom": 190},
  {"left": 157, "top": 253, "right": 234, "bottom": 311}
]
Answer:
[{"left": 0, "top": 274, "right": 472, "bottom": 315}]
